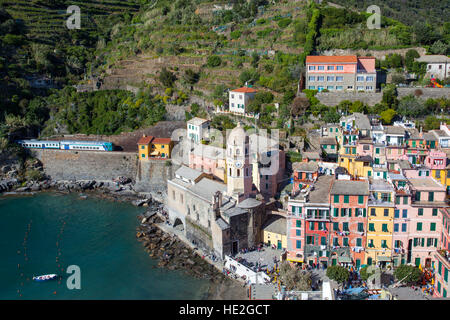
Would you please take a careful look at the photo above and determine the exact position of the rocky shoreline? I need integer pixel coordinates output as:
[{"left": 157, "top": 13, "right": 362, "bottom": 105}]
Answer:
[{"left": 136, "top": 212, "right": 248, "bottom": 300}]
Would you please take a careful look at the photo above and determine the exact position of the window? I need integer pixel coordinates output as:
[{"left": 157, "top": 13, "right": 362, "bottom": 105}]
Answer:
[
  {"left": 357, "top": 86, "right": 364, "bottom": 90},
  {"left": 403, "top": 197, "right": 408, "bottom": 205},
  {"left": 309, "top": 76, "right": 315, "bottom": 81},
  {"left": 384, "top": 209, "right": 389, "bottom": 217},
  {"left": 344, "top": 195, "right": 349, "bottom": 203},
  {"left": 333, "top": 238, "right": 339, "bottom": 246},
  {"left": 327, "top": 76, "right": 334, "bottom": 81},
  {"left": 356, "top": 238, "right": 362, "bottom": 247},
  {"left": 418, "top": 208, "right": 423, "bottom": 216},
  {"left": 321, "top": 237, "right": 326, "bottom": 245},
  {"left": 308, "top": 86, "right": 316, "bottom": 90},
  {"left": 334, "top": 195, "right": 339, "bottom": 203},
  {"left": 366, "top": 76, "right": 374, "bottom": 81},
  {"left": 357, "top": 223, "right": 364, "bottom": 232},
  {"left": 306, "top": 236, "right": 314, "bottom": 245},
  {"left": 368, "top": 239, "right": 374, "bottom": 248},
  {"left": 343, "top": 238, "right": 349, "bottom": 246},
  {"left": 369, "top": 223, "right": 375, "bottom": 232},
  {"left": 366, "top": 86, "right": 373, "bottom": 90},
  {"left": 317, "top": 76, "right": 324, "bottom": 82},
  {"left": 327, "top": 66, "right": 334, "bottom": 70},
  {"left": 327, "top": 86, "right": 334, "bottom": 90},
  {"left": 296, "top": 220, "right": 301, "bottom": 228},
  {"left": 382, "top": 224, "right": 388, "bottom": 232},
  {"left": 336, "top": 76, "right": 344, "bottom": 82},
  {"left": 296, "top": 229, "right": 301, "bottom": 236},
  {"left": 394, "top": 223, "right": 399, "bottom": 232},
  {"left": 357, "top": 76, "right": 364, "bottom": 82},
  {"left": 310, "top": 221, "right": 315, "bottom": 231},
  {"left": 417, "top": 222, "right": 422, "bottom": 231},
  {"left": 358, "top": 195, "right": 364, "bottom": 204},
  {"left": 318, "top": 66, "right": 324, "bottom": 70},
  {"left": 382, "top": 240, "right": 388, "bottom": 248},
  {"left": 343, "top": 222, "right": 349, "bottom": 231},
  {"left": 431, "top": 223, "right": 436, "bottom": 231},
  {"left": 415, "top": 192, "right": 421, "bottom": 201},
  {"left": 371, "top": 208, "right": 376, "bottom": 216},
  {"left": 428, "top": 192, "right": 434, "bottom": 201},
  {"left": 309, "top": 66, "right": 315, "bottom": 70},
  {"left": 402, "top": 223, "right": 407, "bottom": 232},
  {"left": 336, "top": 66, "right": 343, "bottom": 70},
  {"left": 333, "top": 208, "right": 339, "bottom": 217},
  {"left": 333, "top": 222, "right": 339, "bottom": 231},
  {"left": 433, "top": 208, "right": 438, "bottom": 216},
  {"left": 296, "top": 240, "right": 302, "bottom": 249},
  {"left": 394, "top": 209, "right": 399, "bottom": 218},
  {"left": 395, "top": 197, "right": 400, "bottom": 204}
]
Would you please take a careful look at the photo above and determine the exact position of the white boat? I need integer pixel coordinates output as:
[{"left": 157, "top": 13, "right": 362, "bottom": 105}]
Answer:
[{"left": 32, "top": 274, "right": 58, "bottom": 282}]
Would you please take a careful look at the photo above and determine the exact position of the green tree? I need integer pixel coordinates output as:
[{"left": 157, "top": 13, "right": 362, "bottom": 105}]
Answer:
[
  {"left": 380, "top": 108, "right": 397, "bottom": 124},
  {"left": 207, "top": 55, "right": 222, "bottom": 67},
  {"left": 279, "top": 262, "right": 312, "bottom": 291},
  {"left": 326, "top": 265, "right": 349, "bottom": 284},
  {"left": 393, "top": 265, "right": 422, "bottom": 285},
  {"left": 239, "top": 68, "right": 259, "bottom": 85},
  {"left": 424, "top": 115, "right": 441, "bottom": 131},
  {"left": 382, "top": 85, "right": 398, "bottom": 109},
  {"left": 360, "top": 266, "right": 374, "bottom": 281},
  {"left": 183, "top": 69, "right": 199, "bottom": 90},
  {"left": 405, "top": 49, "right": 420, "bottom": 71},
  {"left": 159, "top": 68, "right": 176, "bottom": 87}
]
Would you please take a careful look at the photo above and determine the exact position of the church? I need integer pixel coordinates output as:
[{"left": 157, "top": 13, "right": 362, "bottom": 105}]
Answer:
[{"left": 167, "top": 123, "right": 277, "bottom": 258}]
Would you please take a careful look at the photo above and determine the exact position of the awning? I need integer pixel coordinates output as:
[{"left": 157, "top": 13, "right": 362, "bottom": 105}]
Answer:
[
  {"left": 150, "top": 151, "right": 159, "bottom": 156},
  {"left": 338, "top": 256, "right": 352, "bottom": 263},
  {"left": 287, "top": 257, "right": 303, "bottom": 263},
  {"left": 377, "top": 256, "right": 391, "bottom": 262}
]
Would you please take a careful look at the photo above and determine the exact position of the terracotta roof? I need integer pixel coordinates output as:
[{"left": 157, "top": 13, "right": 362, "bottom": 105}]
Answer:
[
  {"left": 231, "top": 86, "right": 257, "bottom": 93},
  {"left": 306, "top": 55, "right": 357, "bottom": 64},
  {"left": 152, "top": 138, "right": 172, "bottom": 144},
  {"left": 137, "top": 135, "right": 154, "bottom": 145}
]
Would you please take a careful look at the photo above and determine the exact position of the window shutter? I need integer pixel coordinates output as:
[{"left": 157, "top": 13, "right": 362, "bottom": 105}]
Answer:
[
  {"left": 363, "top": 208, "right": 366, "bottom": 217},
  {"left": 348, "top": 208, "right": 352, "bottom": 217}
]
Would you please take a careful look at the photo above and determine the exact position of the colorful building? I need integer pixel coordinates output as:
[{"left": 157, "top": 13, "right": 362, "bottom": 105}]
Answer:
[
  {"left": 330, "top": 180, "right": 369, "bottom": 269},
  {"left": 305, "top": 56, "right": 376, "bottom": 92},
  {"left": 287, "top": 193, "right": 306, "bottom": 265},
  {"left": 187, "top": 117, "right": 210, "bottom": 143},
  {"left": 263, "top": 215, "right": 287, "bottom": 250},
  {"left": 137, "top": 134, "right": 173, "bottom": 159},
  {"left": 229, "top": 86, "right": 257, "bottom": 115},
  {"left": 303, "top": 176, "right": 334, "bottom": 268},
  {"left": 434, "top": 208, "right": 450, "bottom": 298},
  {"left": 292, "top": 161, "right": 319, "bottom": 192},
  {"left": 407, "top": 178, "right": 448, "bottom": 268},
  {"left": 366, "top": 179, "right": 395, "bottom": 267},
  {"left": 389, "top": 173, "right": 412, "bottom": 267}
]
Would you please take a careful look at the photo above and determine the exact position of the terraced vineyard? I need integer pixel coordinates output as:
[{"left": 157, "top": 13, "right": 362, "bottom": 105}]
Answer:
[{"left": 1, "top": 0, "right": 140, "bottom": 44}]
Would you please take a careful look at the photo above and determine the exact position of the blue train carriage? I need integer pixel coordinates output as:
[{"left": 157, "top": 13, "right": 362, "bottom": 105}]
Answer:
[
  {"left": 17, "top": 139, "right": 61, "bottom": 149},
  {"left": 59, "top": 140, "right": 114, "bottom": 152}
]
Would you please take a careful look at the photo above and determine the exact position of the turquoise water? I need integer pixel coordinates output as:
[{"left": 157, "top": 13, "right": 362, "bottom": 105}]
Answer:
[{"left": 0, "top": 193, "right": 210, "bottom": 300}]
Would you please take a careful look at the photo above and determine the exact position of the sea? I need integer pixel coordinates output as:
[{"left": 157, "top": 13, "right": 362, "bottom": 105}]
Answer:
[{"left": 0, "top": 192, "right": 211, "bottom": 299}]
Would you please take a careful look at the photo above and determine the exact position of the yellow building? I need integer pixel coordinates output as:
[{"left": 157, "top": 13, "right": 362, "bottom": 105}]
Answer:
[
  {"left": 366, "top": 179, "right": 395, "bottom": 266},
  {"left": 431, "top": 166, "right": 450, "bottom": 195},
  {"left": 263, "top": 216, "right": 287, "bottom": 250},
  {"left": 137, "top": 135, "right": 173, "bottom": 160},
  {"left": 350, "top": 156, "right": 373, "bottom": 178}
]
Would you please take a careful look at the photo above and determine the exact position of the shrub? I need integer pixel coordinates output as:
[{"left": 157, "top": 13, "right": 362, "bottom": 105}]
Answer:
[
  {"left": 230, "top": 30, "right": 241, "bottom": 39},
  {"left": 207, "top": 55, "right": 222, "bottom": 67},
  {"left": 277, "top": 18, "right": 292, "bottom": 29},
  {"left": 326, "top": 265, "right": 349, "bottom": 284},
  {"left": 393, "top": 265, "right": 422, "bottom": 285}
]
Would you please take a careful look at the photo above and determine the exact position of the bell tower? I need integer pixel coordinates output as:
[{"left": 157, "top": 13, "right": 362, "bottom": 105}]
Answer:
[{"left": 226, "top": 122, "right": 252, "bottom": 199}]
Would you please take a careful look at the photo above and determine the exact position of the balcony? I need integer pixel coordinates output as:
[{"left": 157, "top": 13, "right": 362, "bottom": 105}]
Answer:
[{"left": 437, "top": 249, "right": 450, "bottom": 263}]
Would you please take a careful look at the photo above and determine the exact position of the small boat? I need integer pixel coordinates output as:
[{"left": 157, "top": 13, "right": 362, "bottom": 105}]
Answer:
[{"left": 32, "top": 274, "right": 58, "bottom": 282}]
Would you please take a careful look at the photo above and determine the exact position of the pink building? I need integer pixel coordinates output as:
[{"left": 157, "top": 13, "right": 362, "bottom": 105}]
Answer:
[
  {"left": 424, "top": 150, "right": 447, "bottom": 170},
  {"left": 305, "top": 56, "right": 376, "bottom": 92},
  {"left": 407, "top": 178, "right": 448, "bottom": 268},
  {"left": 189, "top": 144, "right": 226, "bottom": 181},
  {"left": 386, "top": 145, "right": 405, "bottom": 161},
  {"left": 356, "top": 139, "right": 373, "bottom": 157},
  {"left": 389, "top": 173, "right": 412, "bottom": 266},
  {"left": 286, "top": 196, "right": 306, "bottom": 265}
]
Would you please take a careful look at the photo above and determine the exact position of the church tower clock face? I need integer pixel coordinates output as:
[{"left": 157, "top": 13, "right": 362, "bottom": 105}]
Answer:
[{"left": 235, "top": 161, "right": 243, "bottom": 169}]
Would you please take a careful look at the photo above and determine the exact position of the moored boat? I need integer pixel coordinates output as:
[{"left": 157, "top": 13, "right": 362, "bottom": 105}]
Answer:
[{"left": 32, "top": 274, "right": 58, "bottom": 282}]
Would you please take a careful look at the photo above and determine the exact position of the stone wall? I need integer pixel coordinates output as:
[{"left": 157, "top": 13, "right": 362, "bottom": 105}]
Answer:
[
  {"left": 397, "top": 87, "right": 450, "bottom": 100},
  {"left": 314, "top": 87, "right": 450, "bottom": 106},
  {"left": 315, "top": 91, "right": 383, "bottom": 106},
  {"left": 32, "top": 149, "right": 138, "bottom": 182},
  {"left": 134, "top": 159, "right": 180, "bottom": 194},
  {"left": 321, "top": 47, "right": 427, "bottom": 60}
]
